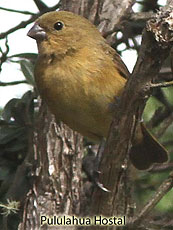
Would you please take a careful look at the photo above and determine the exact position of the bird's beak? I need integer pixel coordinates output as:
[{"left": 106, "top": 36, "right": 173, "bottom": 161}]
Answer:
[{"left": 27, "top": 23, "right": 47, "bottom": 40}]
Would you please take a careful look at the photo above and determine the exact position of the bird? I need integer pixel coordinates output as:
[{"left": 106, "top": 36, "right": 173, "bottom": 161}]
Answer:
[{"left": 27, "top": 11, "right": 168, "bottom": 170}]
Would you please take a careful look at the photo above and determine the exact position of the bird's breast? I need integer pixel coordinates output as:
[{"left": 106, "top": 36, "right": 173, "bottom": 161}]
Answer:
[{"left": 34, "top": 50, "right": 125, "bottom": 141}]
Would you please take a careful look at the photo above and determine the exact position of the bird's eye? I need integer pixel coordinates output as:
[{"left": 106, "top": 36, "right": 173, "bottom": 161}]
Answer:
[{"left": 54, "top": 21, "right": 64, "bottom": 31}]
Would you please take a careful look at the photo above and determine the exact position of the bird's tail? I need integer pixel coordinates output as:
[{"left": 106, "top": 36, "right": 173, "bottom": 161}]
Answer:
[{"left": 129, "top": 123, "right": 168, "bottom": 170}]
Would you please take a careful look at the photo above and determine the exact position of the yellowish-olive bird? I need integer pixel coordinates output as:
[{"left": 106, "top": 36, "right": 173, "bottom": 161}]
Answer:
[{"left": 28, "top": 11, "right": 168, "bottom": 170}]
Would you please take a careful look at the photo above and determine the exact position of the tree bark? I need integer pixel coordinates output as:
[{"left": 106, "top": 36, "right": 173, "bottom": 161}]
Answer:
[
  {"left": 18, "top": 102, "right": 84, "bottom": 230},
  {"left": 91, "top": 1, "right": 173, "bottom": 229},
  {"left": 16, "top": 1, "right": 173, "bottom": 230}
]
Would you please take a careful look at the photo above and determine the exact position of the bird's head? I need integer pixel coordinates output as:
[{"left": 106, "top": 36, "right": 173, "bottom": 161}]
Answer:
[{"left": 27, "top": 11, "right": 103, "bottom": 55}]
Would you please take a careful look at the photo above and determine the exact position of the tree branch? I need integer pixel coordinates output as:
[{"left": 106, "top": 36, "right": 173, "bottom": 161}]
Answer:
[
  {"left": 0, "top": 38, "right": 9, "bottom": 72},
  {"left": 60, "top": 0, "right": 136, "bottom": 45},
  {"left": 32, "top": 0, "right": 49, "bottom": 12},
  {"left": 127, "top": 172, "right": 173, "bottom": 227},
  {"left": 0, "top": 3, "right": 60, "bottom": 40},
  {"left": 150, "top": 80, "right": 173, "bottom": 88},
  {"left": 0, "top": 80, "right": 27, "bottom": 86},
  {"left": 0, "top": 15, "right": 38, "bottom": 40},
  {"left": 129, "top": 12, "right": 155, "bottom": 22},
  {"left": 0, "top": 7, "right": 36, "bottom": 15},
  {"left": 149, "top": 162, "right": 173, "bottom": 172},
  {"left": 91, "top": 1, "right": 173, "bottom": 225}
]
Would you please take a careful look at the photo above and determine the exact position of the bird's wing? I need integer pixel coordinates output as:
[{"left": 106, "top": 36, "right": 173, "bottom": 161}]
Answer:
[
  {"left": 113, "top": 51, "right": 130, "bottom": 80},
  {"left": 100, "top": 41, "right": 130, "bottom": 80}
]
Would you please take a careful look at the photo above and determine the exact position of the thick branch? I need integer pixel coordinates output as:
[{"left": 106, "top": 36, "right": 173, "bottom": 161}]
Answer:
[
  {"left": 129, "top": 12, "right": 155, "bottom": 22},
  {"left": 60, "top": 0, "right": 136, "bottom": 45},
  {"left": 91, "top": 1, "right": 173, "bottom": 225},
  {"left": 97, "top": 0, "right": 136, "bottom": 34},
  {"left": 33, "top": 0, "right": 49, "bottom": 12}
]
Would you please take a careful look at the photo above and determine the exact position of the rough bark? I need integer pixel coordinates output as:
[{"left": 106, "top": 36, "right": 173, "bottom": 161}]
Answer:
[
  {"left": 17, "top": 1, "right": 137, "bottom": 229},
  {"left": 91, "top": 1, "right": 173, "bottom": 229},
  {"left": 60, "top": 0, "right": 135, "bottom": 43},
  {"left": 14, "top": 0, "right": 173, "bottom": 230},
  {"left": 18, "top": 103, "right": 84, "bottom": 230}
]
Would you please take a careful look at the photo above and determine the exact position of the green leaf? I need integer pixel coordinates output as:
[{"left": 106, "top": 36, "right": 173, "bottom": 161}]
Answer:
[
  {"left": 0, "top": 127, "right": 25, "bottom": 145},
  {"left": 20, "top": 60, "right": 35, "bottom": 86},
  {"left": 4, "top": 141, "right": 26, "bottom": 152},
  {"left": 12, "top": 91, "right": 35, "bottom": 125},
  {"left": 143, "top": 96, "right": 163, "bottom": 122},
  {"left": 2, "top": 99, "right": 20, "bottom": 122},
  {"left": 9, "top": 52, "right": 37, "bottom": 60},
  {"left": 162, "top": 86, "right": 173, "bottom": 106},
  {"left": 21, "top": 90, "right": 34, "bottom": 103}
]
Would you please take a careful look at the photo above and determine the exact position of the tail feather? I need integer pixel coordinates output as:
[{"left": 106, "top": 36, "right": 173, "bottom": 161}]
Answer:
[{"left": 129, "top": 123, "right": 168, "bottom": 170}]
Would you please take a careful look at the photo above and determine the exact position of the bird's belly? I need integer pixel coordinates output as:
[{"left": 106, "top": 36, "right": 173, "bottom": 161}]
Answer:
[
  {"left": 35, "top": 66, "right": 120, "bottom": 142},
  {"left": 43, "top": 86, "right": 112, "bottom": 142},
  {"left": 53, "top": 97, "right": 111, "bottom": 141}
]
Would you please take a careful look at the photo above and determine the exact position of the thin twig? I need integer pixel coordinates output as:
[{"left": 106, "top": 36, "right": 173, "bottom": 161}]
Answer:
[
  {"left": 0, "top": 15, "right": 38, "bottom": 40},
  {"left": 0, "top": 3, "right": 60, "bottom": 40},
  {"left": 0, "top": 38, "right": 9, "bottom": 71},
  {"left": 127, "top": 172, "right": 173, "bottom": 227},
  {"left": 150, "top": 81, "right": 173, "bottom": 88},
  {"left": 0, "top": 80, "right": 28, "bottom": 86},
  {"left": 149, "top": 163, "right": 173, "bottom": 172},
  {"left": 0, "top": 7, "right": 36, "bottom": 15}
]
